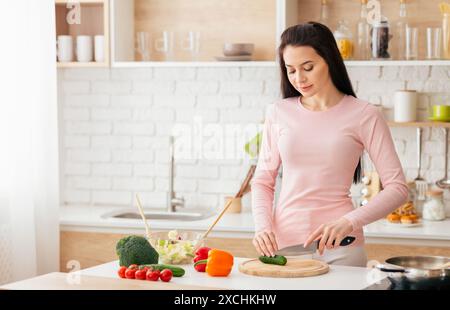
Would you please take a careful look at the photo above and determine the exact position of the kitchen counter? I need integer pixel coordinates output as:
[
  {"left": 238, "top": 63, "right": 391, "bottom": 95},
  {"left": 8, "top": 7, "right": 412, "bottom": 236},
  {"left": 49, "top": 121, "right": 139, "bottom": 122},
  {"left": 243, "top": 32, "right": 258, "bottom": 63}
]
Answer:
[
  {"left": 60, "top": 205, "right": 450, "bottom": 246},
  {"left": 60, "top": 205, "right": 254, "bottom": 238},
  {"left": 74, "top": 257, "right": 386, "bottom": 290}
]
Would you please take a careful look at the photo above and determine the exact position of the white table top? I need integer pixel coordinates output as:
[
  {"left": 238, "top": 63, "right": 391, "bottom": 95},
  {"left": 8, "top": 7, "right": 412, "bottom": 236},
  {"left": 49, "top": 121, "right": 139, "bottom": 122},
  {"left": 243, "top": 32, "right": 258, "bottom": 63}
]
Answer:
[{"left": 78, "top": 258, "right": 387, "bottom": 290}]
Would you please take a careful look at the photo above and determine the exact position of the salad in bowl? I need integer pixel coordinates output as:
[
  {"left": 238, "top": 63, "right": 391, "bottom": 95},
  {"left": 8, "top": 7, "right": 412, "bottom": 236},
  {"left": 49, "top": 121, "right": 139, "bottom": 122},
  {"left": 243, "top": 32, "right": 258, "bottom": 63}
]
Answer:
[{"left": 148, "top": 230, "right": 203, "bottom": 265}]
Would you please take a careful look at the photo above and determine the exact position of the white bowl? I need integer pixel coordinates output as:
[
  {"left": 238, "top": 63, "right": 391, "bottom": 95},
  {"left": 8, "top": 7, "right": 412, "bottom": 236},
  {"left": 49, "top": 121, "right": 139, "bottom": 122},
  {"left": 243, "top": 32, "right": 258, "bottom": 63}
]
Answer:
[{"left": 223, "top": 43, "right": 254, "bottom": 56}]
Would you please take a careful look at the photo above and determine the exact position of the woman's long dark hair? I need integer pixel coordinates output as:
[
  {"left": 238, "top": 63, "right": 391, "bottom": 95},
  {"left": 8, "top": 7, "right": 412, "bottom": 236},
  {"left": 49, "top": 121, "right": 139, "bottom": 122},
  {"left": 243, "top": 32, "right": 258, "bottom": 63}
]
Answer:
[{"left": 278, "top": 22, "right": 362, "bottom": 184}]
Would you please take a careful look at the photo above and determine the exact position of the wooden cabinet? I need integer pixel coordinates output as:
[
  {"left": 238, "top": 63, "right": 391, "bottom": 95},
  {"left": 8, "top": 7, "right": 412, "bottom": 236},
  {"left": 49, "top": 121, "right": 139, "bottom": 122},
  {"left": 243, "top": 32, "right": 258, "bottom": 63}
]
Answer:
[
  {"left": 112, "top": 0, "right": 277, "bottom": 64},
  {"left": 55, "top": 0, "right": 110, "bottom": 67},
  {"left": 291, "top": 0, "right": 449, "bottom": 62},
  {"left": 60, "top": 230, "right": 450, "bottom": 272},
  {"left": 60, "top": 231, "right": 259, "bottom": 272},
  {"left": 52, "top": 0, "right": 450, "bottom": 67}
]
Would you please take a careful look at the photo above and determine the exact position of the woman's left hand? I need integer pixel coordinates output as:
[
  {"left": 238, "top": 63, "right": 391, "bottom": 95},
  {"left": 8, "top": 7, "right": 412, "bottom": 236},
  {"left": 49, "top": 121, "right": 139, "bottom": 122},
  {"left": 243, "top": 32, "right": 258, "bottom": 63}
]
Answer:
[{"left": 303, "top": 217, "right": 354, "bottom": 255}]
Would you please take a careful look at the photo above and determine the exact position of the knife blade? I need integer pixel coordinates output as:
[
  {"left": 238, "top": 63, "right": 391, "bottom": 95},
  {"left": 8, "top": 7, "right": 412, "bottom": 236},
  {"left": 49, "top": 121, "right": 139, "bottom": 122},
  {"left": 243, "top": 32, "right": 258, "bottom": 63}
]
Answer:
[{"left": 275, "top": 236, "right": 355, "bottom": 256}]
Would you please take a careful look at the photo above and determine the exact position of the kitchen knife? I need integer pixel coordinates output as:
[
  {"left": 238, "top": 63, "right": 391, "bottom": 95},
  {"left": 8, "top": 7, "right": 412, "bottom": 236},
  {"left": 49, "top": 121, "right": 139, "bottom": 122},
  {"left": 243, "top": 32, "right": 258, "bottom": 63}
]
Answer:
[{"left": 275, "top": 236, "right": 355, "bottom": 256}]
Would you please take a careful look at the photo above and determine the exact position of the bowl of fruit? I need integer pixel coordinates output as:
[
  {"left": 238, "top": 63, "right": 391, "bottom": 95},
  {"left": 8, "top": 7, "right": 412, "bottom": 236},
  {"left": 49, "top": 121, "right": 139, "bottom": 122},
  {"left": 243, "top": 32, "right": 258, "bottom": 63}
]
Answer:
[{"left": 147, "top": 230, "right": 204, "bottom": 265}]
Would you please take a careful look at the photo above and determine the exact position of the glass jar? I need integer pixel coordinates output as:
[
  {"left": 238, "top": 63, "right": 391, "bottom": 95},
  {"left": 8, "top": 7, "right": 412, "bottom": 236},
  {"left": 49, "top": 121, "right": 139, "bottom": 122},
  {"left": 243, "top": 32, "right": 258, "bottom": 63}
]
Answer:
[
  {"left": 443, "top": 13, "right": 450, "bottom": 59},
  {"left": 371, "top": 16, "right": 391, "bottom": 59},
  {"left": 405, "top": 180, "right": 420, "bottom": 215},
  {"left": 422, "top": 189, "right": 446, "bottom": 221},
  {"left": 334, "top": 20, "right": 354, "bottom": 60},
  {"left": 356, "top": 0, "right": 371, "bottom": 60}
]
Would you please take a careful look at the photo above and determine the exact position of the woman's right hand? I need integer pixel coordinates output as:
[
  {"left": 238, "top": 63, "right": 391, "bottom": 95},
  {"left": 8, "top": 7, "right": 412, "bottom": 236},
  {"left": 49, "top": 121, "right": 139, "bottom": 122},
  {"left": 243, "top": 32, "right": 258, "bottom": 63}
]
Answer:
[{"left": 253, "top": 231, "right": 278, "bottom": 257}]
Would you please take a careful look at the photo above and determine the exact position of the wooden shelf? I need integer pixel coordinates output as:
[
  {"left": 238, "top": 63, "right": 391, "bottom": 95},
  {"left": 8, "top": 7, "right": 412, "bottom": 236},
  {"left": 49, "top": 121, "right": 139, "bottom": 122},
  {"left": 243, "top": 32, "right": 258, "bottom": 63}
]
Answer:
[
  {"left": 345, "top": 60, "right": 450, "bottom": 67},
  {"left": 111, "top": 60, "right": 277, "bottom": 67},
  {"left": 57, "top": 61, "right": 109, "bottom": 68},
  {"left": 111, "top": 0, "right": 277, "bottom": 63},
  {"left": 110, "top": 59, "right": 450, "bottom": 68},
  {"left": 55, "top": 0, "right": 110, "bottom": 67},
  {"left": 54, "top": 0, "right": 450, "bottom": 68},
  {"left": 289, "top": 0, "right": 450, "bottom": 61},
  {"left": 387, "top": 121, "right": 450, "bottom": 128},
  {"left": 56, "top": 0, "right": 105, "bottom": 4}
]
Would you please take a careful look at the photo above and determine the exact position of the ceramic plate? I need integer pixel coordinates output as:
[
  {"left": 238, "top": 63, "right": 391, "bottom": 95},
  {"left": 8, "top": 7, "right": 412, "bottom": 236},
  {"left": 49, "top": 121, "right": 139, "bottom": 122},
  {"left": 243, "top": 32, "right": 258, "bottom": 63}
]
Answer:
[
  {"left": 428, "top": 116, "right": 450, "bottom": 122},
  {"left": 382, "top": 219, "right": 422, "bottom": 228},
  {"left": 215, "top": 55, "right": 252, "bottom": 61}
]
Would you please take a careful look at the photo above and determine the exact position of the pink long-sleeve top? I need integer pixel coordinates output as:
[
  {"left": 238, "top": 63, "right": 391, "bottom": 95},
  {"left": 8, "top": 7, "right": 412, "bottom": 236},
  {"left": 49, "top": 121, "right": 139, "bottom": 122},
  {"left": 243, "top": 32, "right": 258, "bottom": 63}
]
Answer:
[{"left": 250, "top": 95, "right": 408, "bottom": 249}]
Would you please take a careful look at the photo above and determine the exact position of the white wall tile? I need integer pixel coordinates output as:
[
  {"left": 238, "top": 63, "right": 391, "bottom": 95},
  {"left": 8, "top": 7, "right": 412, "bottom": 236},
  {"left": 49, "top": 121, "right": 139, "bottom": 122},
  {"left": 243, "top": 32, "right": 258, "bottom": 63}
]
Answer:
[
  {"left": 61, "top": 81, "right": 90, "bottom": 93},
  {"left": 64, "top": 135, "right": 90, "bottom": 148},
  {"left": 112, "top": 177, "right": 154, "bottom": 191},
  {"left": 67, "top": 149, "right": 111, "bottom": 162},
  {"left": 59, "top": 65, "right": 450, "bottom": 212},
  {"left": 68, "top": 176, "right": 111, "bottom": 190},
  {"left": 176, "top": 81, "right": 219, "bottom": 95},
  {"left": 65, "top": 121, "right": 111, "bottom": 135},
  {"left": 92, "top": 163, "right": 133, "bottom": 176},
  {"left": 64, "top": 68, "right": 110, "bottom": 80},
  {"left": 132, "top": 81, "right": 175, "bottom": 94},
  {"left": 111, "top": 68, "right": 153, "bottom": 80},
  {"left": 91, "top": 108, "right": 132, "bottom": 121},
  {"left": 92, "top": 81, "right": 132, "bottom": 94},
  {"left": 65, "top": 94, "right": 109, "bottom": 107}
]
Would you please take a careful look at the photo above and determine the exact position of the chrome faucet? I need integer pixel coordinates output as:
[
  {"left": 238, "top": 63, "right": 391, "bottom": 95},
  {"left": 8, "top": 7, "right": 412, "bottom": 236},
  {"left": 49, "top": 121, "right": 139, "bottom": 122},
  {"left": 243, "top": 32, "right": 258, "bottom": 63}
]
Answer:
[{"left": 167, "top": 135, "right": 185, "bottom": 212}]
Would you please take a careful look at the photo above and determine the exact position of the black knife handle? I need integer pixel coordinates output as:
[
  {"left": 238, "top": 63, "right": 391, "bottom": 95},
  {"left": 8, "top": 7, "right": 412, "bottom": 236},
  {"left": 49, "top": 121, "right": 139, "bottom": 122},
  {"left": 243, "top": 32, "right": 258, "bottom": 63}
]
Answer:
[
  {"left": 316, "top": 236, "right": 355, "bottom": 248},
  {"left": 336, "top": 236, "right": 355, "bottom": 246}
]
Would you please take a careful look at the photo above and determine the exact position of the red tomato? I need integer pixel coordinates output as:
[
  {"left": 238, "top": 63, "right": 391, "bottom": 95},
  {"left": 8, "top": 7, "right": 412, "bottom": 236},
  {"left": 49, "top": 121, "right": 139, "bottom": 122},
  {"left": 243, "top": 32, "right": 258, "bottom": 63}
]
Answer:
[
  {"left": 135, "top": 269, "right": 147, "bottom": 280},
  {"left": 128, "top": 264, "right": 138, "bottom": 269},
  {"left": 141, "top": 266, "right": 150, "bottom": 273},
  {"left": 125, "top": 268, "right": 137, "bottom": 279},
  {"left": 118, "top": 266, "right": 127, "bottom": 278},
  {"left": 159, "top": 269, "right": 173, "bottom": 282},
  {"left": 146, "top": 269, "right": 160, "bottom": 281}
]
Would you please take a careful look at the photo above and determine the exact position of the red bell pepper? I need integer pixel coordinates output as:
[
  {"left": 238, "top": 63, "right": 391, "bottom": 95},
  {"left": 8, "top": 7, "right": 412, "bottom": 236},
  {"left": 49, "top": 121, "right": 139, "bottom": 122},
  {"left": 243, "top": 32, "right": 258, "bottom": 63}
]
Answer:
[{"left": 193, "top": 246, "right": 211, "bottom": 272}]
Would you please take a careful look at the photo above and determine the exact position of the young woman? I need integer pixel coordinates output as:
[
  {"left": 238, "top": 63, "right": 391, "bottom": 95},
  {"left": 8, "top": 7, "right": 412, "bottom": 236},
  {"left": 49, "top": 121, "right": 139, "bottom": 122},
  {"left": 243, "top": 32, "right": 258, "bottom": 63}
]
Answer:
[{"left": 250, "top": 22, "right": 408, "bottom": 267}]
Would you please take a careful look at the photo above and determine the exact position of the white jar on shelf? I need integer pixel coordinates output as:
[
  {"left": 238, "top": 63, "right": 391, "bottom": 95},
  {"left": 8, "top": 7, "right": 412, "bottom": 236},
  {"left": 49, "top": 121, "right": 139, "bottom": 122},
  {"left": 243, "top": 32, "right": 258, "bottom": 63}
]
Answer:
[
  {"left": 394, "top": 90, "right": 417, "bottom": 122},
  {"left": 422, "top": 189, "right": 446, "bottom": 221}
]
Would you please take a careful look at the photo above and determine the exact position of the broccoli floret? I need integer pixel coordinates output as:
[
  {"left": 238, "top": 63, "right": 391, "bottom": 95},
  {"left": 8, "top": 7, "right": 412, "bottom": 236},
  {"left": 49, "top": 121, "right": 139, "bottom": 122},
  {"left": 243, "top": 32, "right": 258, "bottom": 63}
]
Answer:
[{"left": 116, "top": 235, "right": 159, "bottom": 266}]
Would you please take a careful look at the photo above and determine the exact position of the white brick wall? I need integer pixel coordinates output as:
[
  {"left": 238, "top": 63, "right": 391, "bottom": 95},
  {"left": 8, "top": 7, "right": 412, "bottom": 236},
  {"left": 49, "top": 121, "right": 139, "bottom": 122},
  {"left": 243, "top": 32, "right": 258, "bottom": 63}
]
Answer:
[{"left": 58, "top": 65, "right": 450, "bottom": 216}]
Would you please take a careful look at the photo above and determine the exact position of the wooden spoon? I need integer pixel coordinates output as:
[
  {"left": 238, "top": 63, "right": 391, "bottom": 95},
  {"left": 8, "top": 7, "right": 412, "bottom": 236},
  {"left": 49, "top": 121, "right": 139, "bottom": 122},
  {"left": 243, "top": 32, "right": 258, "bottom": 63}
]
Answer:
[
  {"left": 193, "top": 165, "right": 256, "bottom": 251},
  {"left": 135, "top": 193, "right": 151, "bottom": 241}
]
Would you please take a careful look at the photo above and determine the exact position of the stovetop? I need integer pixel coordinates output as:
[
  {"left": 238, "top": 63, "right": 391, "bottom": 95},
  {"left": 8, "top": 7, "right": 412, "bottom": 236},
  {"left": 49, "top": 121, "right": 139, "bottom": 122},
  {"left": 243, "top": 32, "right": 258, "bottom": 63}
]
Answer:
[
  {"left": 363, "top": 278, "right": 393, "bottom": 290},
  {"left": 363, "top": 277, "right": 450, "bottom": 290}
]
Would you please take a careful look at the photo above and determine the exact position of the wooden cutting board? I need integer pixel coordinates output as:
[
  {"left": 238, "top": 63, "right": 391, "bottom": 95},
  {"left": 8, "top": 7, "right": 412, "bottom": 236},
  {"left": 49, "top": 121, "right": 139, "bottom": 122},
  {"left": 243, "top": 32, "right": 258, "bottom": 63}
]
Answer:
[
  {"left": 0, "top": 272, "right": 223, "bottom": 290},
  {"left": 239, "top": 258, "right": 329, "bottom": 278}
]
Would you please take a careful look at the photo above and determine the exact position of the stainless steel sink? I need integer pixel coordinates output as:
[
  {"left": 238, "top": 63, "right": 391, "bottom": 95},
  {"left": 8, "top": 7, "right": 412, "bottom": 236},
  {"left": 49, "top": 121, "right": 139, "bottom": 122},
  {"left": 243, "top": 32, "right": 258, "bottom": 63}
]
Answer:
[{"left": 101, "top": 208, "right": 216, "bottom": 221}]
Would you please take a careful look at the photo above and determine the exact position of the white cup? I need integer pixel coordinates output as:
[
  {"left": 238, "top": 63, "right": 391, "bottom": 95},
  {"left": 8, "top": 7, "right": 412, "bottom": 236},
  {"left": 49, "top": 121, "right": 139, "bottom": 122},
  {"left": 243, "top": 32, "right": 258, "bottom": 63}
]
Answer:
[
  {"left": 394, "top": 90, "right": 417, "bottom": 122},
  {"left": 57, "top": 35, "right": 73, "bottom": 62},
  {"left": 94, "top": 35, "right": 104, "bottom": 62},
  {"left": 76, "top": 35, "right": 93, "bottom": 62}
]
